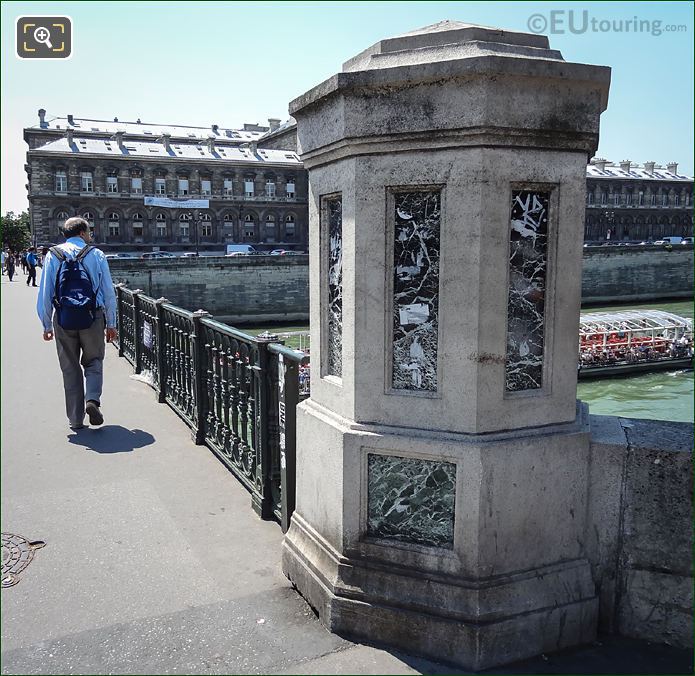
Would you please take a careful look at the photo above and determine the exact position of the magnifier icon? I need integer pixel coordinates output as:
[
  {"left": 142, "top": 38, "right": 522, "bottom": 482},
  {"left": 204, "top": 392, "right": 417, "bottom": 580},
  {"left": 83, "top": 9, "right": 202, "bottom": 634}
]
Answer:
[{"left": 33, "top": 26, "right": 53, "bottom": 49}]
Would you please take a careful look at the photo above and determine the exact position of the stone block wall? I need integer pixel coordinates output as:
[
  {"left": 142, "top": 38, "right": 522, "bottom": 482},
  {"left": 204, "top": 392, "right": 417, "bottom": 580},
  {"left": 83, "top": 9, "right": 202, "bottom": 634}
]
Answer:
[
  {"left": 582, "top": 246, "right": 693, "bottom": 304},
  {"left": 587, "top": 415, "right": 693, "bottom": 648},
  {"left": 108, "top": 255, "right": 309, "bottom": 325}
]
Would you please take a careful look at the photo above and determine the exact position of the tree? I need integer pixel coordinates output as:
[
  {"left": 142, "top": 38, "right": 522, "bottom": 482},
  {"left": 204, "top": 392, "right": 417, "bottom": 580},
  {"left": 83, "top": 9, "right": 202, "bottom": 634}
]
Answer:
[{"left": 0, "top": 211, "right": 31, "bottom": 252}]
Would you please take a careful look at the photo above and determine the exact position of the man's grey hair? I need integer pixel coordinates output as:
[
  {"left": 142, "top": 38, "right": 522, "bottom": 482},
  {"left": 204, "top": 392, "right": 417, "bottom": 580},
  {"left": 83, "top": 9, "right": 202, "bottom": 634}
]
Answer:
[{"left": 62, "top": 216, "right": 90, "bottom": 238}]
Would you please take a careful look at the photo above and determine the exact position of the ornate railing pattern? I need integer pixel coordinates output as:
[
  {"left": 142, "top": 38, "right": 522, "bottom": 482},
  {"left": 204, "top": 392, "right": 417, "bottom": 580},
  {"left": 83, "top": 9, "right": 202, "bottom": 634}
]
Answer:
[
  {"left": 113, "top": 284, "right": 308, "bottom": 530},
  {"left": 115, "top": 285, "right": 136, "bottom": 367}
]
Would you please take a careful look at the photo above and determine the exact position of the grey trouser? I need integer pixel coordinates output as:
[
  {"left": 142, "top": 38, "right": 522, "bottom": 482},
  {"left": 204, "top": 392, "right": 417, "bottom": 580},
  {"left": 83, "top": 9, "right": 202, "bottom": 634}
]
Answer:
[{"left": 54, "top": 310, "right": 106, "bottom": 426}]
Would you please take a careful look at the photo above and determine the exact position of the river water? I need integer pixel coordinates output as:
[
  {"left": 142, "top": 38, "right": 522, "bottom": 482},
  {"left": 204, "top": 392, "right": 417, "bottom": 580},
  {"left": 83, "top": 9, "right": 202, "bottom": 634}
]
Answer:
[
  {"left": 248, "top": 300, "right": 693, "bottom": 424},
  {"left": 578, "top": 300, "right": 693, "bottom": 423}
]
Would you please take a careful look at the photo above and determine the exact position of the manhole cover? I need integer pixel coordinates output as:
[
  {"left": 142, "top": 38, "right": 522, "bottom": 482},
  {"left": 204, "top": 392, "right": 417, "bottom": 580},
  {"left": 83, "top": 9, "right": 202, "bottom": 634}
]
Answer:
[{"left": 1, "top": 533, "right": 45, "bottom": 587}]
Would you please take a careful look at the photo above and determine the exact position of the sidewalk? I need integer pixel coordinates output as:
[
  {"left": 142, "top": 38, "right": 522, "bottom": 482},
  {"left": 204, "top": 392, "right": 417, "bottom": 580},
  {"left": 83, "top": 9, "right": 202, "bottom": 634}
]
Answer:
[{"left": 1, "top": 275, "right": 692, "bottom": 675}]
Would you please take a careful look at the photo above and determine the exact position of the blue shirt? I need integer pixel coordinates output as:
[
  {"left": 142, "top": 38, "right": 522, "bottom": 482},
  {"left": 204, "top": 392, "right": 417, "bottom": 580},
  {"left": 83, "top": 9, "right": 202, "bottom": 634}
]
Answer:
[
  {"left": 27, "top": 252, "right": 38, "bottom": 266},
  {"left": 37, "top": 237, "right": 117, "bottom": 331}
]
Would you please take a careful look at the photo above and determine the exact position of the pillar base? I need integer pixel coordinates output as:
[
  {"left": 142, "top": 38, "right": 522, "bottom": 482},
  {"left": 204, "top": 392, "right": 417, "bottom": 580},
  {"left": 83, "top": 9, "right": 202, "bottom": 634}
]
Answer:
[{"left": 283, "top": 513, "right": 597, "bottom": 670}]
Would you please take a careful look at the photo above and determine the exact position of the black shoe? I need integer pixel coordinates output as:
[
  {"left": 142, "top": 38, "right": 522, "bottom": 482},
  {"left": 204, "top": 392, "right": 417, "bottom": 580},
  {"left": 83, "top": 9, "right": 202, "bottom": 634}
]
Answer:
[{"left": 86, "top": 400, "right": 104, "bottom": 426}]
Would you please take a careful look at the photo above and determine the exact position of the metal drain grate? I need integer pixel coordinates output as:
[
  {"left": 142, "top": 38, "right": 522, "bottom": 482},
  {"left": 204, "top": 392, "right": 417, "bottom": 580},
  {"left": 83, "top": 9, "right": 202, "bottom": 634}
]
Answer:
[{"left": 1, "top": 532, "right": 45, "bottom": 587}]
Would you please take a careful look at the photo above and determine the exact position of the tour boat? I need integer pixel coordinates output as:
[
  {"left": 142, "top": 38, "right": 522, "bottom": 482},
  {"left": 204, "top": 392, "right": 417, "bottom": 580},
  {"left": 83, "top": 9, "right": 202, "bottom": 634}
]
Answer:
[{"left": 578, "top": 309, "right": 693, "bottom": 379}]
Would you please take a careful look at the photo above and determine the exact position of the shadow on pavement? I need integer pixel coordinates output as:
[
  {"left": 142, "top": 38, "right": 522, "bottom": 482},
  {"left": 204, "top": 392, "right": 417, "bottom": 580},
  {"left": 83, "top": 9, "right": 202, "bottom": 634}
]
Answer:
[{"left": 68, "top": 425, "right": 155, "bottom": 454}]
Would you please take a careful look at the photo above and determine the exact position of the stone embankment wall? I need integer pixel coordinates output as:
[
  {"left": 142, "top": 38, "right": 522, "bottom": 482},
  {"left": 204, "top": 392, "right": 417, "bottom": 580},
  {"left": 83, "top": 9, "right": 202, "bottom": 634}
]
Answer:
[
  {"left": 582, "top": 246, "right": 693, "bottom": 304},
  {"left": 108, "top": 255, "right": 309, "bottom": 325},
  {"left": 110, "top": 247, "right": 692, "bottom": 323},
  {"left": 587, "top": 416, "right": 693, "bottom": 648}
]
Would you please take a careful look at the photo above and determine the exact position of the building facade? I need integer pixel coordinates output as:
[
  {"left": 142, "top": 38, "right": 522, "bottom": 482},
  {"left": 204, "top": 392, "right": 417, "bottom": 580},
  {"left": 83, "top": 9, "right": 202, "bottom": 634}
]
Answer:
[
  {"left": 585, "top": 159, "right": 693, "bottom": 242},
  {"left": 24, "top": 110, "right": 308, "bottom": 251},
  {"left": 24, "top": 112, "right": 693, "bottom": 249}
]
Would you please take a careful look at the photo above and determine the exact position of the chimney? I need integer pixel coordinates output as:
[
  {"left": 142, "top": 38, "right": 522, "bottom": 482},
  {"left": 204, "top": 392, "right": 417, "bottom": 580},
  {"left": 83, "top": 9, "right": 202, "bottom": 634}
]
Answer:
[
  {"left": 113, "top": 117, "right": 119, "bottom": 122},
  {"left": 619, "top": 159, "right": 631, "bottom": 173},
  {"left": 593, "top": 157, "right": 608, "bottom": 172},
  {"left": 644, "top": 161, "right": 656, "bottom": 174},
  {"left": 666, "top": 162, "right": 678, "bottom": 175},
  {"left": 207, "top": 134, "right": 216, "bottom": 153},
  {"left": 268, "top": 118, "right": 281, "bottom": 132},
  {"left": 66, "top": 129, "right": 74, "bottom": 145},
  {"left": 38, "top": 108, "right": 47, "bottom": 127},
  {"left": 250, "top": 141, "right": 257, "bottom": 154},
  {"left": 114, "top": 131, "right": 125, "bottom": 149},
  {"left": 212, "top": 124, "right": 219, "bottom": 134},
  {"left": 136, "top": 118, "right": 142, "bottom": 124},
  {"left": 67, "top": 114, "right": 74, "bottom": 126},
  {"left": 160, "top": 133, "right": 171, "bottom": 151}
]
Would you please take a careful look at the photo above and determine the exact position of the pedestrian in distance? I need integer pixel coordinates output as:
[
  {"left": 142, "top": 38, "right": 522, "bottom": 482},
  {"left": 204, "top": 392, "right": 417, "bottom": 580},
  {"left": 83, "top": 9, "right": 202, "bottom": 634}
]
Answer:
[
  {"left": 5, "top": 250, "right": 16, "bottom": 281},
  {"left": 20, "top": 250, "right": 27, "bottom": 274},
  {"left": 37, "top": 217, "right": 118, "bottom": 430},
  {"left": 26, "top": 246, "right": 39, "bottom": 286},
  {"left": 1, "top": 249, "right": 6, "bottom": 275}
]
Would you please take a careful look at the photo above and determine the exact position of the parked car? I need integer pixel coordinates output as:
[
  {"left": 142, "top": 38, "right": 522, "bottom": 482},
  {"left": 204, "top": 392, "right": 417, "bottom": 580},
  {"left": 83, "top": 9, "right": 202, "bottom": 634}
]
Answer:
[
  {"left": 105, "top": 252, "right": 138, "bottom": 260},
  {"left": 180, "top": 252, "right": 199, "bottom": 258},
  {"left": 141, "top": 251, "right": 177, "bottom": 259},
  {"left": 225, "top": 244, "right": 257, "bottom": 256},
  {"left": 653, "top": 237, "right": 683, "bottom": 245},
  {"left": 680, "top": 237, "right": 693, "bottom": 245}
]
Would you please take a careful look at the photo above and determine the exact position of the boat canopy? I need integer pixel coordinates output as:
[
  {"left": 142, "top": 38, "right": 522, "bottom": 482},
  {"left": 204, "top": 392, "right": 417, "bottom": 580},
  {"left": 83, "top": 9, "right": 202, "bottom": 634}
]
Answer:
[{"left": 580, "top": 310, "right": 692, "bottom": 337}]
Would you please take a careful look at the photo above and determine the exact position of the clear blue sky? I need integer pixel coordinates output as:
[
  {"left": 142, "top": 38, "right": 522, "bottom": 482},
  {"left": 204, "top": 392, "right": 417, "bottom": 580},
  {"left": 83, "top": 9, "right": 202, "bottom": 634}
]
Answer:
[{"left": 2, "top": 0, "right": 693, "bottom": 214}]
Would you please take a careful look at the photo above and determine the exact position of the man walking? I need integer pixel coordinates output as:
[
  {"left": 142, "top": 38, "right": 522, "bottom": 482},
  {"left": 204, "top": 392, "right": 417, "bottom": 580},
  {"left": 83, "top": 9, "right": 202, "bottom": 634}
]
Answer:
[
  {"left": 26, "top": 247, "right": 39, "bottom": 286},
  {"left": 37, "top": 217, "right": 118, "bottom": 430}
]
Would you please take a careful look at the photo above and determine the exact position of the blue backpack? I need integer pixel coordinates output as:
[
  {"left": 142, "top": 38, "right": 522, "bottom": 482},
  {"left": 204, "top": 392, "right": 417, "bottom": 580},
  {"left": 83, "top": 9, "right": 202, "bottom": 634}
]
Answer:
[{"left": 51, "top": 245, "right": 97, "bottom": 330}]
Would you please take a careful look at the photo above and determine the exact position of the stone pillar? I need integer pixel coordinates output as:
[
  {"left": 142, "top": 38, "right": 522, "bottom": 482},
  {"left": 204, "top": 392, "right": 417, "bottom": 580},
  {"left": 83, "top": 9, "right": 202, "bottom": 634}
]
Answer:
[{"left": 282, "top": 21, "right": 610, "bottom": 671}]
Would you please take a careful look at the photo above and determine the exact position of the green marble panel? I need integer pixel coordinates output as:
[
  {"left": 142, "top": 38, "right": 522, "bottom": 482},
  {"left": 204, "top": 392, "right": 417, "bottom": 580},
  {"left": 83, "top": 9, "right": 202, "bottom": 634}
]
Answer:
[{"left": 367, "top": 453, "right": 455, "bottom": 548}]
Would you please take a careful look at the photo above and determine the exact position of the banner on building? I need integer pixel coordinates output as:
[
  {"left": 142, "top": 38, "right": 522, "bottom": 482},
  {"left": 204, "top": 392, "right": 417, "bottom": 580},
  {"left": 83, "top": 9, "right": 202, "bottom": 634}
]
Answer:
[{"left": 144, "top": 196, "right": 210, "bottom": 209}]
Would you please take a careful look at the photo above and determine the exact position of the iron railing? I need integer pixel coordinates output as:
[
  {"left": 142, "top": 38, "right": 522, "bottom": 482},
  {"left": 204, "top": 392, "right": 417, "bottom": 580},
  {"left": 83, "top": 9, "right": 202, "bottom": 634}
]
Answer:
[{"left": 113, "top": 284, "right": 308, "bottom": 531}]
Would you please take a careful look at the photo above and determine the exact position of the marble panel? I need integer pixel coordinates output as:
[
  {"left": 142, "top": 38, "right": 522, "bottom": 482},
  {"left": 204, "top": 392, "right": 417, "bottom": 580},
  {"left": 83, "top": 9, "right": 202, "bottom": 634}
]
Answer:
[
  {"left": 505, "top": 190, "right": 549, "bottom": 391},
  {"left": 324, "top": 195, "right": 342, "bottom": 377},
  {"left": 391, "top": 190, "right": 441, "bottom": 392},
  {"left": 367, "top": 453, "right": 455, "bottom": 548}
]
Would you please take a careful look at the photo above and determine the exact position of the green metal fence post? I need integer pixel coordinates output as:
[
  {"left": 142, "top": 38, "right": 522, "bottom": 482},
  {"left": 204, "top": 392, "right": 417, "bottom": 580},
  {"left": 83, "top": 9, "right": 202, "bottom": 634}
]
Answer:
[
  {"left": 191, "top": 309, "right": 211, "bottom": 445},
  {"left": 115, "top": 283, "right": 125, "bottom": 357},
  {"left": 132, "top": 289, "right": 144, "bottom": 374},
  {"left": 154, "top": 297, "right": 169, "bottom": 403},
  {"left": 253, "top": 332, "right": 280, "bottom": 520}
]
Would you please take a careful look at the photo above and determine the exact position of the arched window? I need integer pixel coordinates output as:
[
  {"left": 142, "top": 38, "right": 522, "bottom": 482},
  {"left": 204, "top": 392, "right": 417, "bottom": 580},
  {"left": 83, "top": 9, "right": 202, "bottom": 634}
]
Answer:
[
  {"left": 155, "top": 213, "right": 167, "bottom": 238},
  {"left": 56, "top": 211, "right": 70, "bottom": 228},
  {"left": 108, "top": 212, "right": 120, "bottom": 237},
  {"left": 132, "top": 212, "right": 144, "bottom": 240},
  {"left": 200, "top": 213, "right": 212, "bottom": 237},
  {"left": 223, "top": 214, "right": 233, "bottom": 222},
  {"left": 179, "top": 213, "right": 191, "bottom": 239},
  {"left": 285, "top": 214, "right": 295, "bottom": 239},
  {"left": 243, "top": 213, "right": 255, "bottom": 241},
  {"left": 265, "top": 214, "right": 276, "bottom": 242},
  {"left": 83, "top": 211, "right": 95, "bottom": 236}
]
